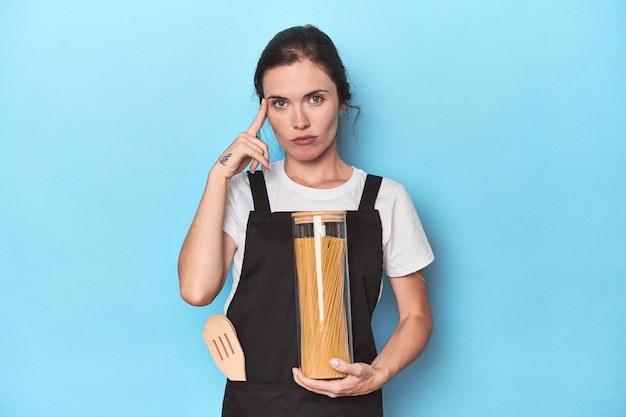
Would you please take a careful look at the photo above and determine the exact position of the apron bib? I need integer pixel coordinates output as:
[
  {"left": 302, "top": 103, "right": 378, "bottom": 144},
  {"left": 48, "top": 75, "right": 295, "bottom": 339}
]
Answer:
[{"left": 223, "top": 171, "right": 384, "bottom": 417}]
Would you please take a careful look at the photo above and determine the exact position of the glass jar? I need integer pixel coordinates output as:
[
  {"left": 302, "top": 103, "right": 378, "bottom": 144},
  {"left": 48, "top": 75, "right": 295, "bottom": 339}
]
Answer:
[{"left": 292, "top": 211, "right": 352, "bottom": 379}]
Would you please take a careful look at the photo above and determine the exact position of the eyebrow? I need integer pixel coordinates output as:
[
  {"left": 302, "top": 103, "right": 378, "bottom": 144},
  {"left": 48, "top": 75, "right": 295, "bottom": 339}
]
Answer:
[{"left": 266, "top": 89, "right": 330, "bottom": 101}]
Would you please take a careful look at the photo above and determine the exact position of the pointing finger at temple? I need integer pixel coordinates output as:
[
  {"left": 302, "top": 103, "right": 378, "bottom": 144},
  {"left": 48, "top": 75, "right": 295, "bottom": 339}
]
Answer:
[{"left": 246, "top": 99, "right": 268, "bottom": 136}]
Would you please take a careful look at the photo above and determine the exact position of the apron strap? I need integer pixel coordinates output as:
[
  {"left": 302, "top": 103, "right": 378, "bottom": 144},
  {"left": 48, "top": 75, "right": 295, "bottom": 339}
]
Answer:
[
  {"left": 358, "top": 175, "right": 383, "bottom": 210},
  {"left": 247, "top": 171, "right": 271, "bottom": 213}
]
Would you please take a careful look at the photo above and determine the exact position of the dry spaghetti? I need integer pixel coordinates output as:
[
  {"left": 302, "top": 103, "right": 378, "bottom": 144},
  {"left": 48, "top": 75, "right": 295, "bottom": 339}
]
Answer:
[{"left": 294, "top": 235, "right": 350, "bottom": 379}]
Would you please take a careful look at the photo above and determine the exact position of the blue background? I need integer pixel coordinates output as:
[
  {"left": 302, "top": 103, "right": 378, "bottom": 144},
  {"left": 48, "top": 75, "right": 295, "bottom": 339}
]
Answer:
[{"left": 1, "top": 1, "right": 624, "bottom": 416}]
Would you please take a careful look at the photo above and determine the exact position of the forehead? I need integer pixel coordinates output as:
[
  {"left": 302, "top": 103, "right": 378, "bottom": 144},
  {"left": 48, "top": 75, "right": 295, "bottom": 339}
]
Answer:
[{"left": 262, "top": 59, "right": 337, "bottom": 97}]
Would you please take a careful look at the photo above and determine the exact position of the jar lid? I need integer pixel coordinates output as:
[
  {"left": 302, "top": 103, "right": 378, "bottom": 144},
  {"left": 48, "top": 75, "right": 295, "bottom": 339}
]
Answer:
[{"left": 291, "top": 210, "right": 346, "bottom": 224}]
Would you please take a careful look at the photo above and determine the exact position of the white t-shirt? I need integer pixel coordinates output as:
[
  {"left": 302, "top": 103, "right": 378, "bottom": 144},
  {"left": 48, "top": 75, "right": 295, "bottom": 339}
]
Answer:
[{"left": 223, "top": 160, "right": 434, "bottom": 311}]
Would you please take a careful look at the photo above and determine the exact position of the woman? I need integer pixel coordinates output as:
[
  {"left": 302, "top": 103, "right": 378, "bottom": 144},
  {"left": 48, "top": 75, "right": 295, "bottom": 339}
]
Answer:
[{"left": 179, "top": 25, "right": 434, "bottom": 417}]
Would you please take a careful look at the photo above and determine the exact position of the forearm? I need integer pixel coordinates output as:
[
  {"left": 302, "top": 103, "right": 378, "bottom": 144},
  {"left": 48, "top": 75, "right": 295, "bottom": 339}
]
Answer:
[
  {"left": 178, "top": 169, "right": 231, "bottom": 306},
  {"left": 370, "top": 308, "right": 433, "bottom": 387},
  {"left": 370, "top": 272, "right": 433, "bottom": 388},
  {"left": 178, "top": 100, "right": 269, "bottom": 306}
]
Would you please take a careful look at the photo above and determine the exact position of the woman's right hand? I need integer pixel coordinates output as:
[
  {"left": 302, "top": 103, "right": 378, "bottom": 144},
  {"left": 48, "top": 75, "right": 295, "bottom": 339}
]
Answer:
[{"left": 211, "top": 99, "right": 270, "bottom": 180}]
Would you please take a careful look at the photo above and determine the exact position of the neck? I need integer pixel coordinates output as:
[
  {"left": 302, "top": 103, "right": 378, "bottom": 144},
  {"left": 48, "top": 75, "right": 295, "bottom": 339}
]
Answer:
[{"left": 284, "top": 150, "right": 352, "bottom": 189}]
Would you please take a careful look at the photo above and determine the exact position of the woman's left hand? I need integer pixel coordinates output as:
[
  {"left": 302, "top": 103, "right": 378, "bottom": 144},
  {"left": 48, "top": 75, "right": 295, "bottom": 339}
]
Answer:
[
  {"left": 292, "top": 359, "right": 386, "bottom": 398},
  {"left": 293, "top": 271, "right": 433, "bottom": 398}
]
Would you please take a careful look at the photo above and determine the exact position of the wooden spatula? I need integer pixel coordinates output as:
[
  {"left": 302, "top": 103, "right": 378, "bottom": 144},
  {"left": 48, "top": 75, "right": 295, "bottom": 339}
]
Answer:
[{"left": 202, "top": 314, "right": 246, "bottom": 381}]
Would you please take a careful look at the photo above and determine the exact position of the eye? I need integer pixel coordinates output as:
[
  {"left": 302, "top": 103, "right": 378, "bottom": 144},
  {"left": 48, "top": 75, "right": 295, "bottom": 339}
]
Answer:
[
  {"left": 309, "top": 95, "right": 324, "bottom": 104},
  {"left": 272, "top": 100, "right": 288, "bottom": 109}
]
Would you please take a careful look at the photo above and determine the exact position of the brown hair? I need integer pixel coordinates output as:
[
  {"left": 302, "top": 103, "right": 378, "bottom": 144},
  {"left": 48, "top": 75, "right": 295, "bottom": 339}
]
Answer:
[{"left": 254, "top": 25, "right": 353, "bottom": 108}]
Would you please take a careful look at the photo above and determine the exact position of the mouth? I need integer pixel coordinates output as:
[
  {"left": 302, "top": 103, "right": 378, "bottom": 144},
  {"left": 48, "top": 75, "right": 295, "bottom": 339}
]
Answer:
[{"left": 291, "top": 135, "right": 317, "bottom": 145}]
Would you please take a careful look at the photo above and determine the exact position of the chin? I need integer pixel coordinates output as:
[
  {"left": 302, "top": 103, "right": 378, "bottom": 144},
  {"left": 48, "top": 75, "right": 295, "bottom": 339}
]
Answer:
[
  {"left": 289, "top": 152, "right": 322, "bottom": 163},
  {"left": 288, "top": 143, "right": 336, "bottom": 163}
]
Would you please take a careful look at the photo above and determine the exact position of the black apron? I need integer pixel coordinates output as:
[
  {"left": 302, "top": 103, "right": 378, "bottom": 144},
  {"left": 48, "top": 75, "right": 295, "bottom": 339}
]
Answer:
[{"left": 223, "top": 171, "right": 384, "bottom": 417}]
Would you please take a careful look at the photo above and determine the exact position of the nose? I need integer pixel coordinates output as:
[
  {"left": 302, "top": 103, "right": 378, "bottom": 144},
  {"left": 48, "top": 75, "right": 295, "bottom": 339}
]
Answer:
[{"left": 291, "top": 106, "right": 310, "bottom": 130}]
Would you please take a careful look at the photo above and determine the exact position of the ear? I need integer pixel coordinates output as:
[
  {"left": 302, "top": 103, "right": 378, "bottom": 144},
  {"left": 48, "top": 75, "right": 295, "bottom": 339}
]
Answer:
[{"left": 339, "top": 102, "right": 348, "bottom": 113}]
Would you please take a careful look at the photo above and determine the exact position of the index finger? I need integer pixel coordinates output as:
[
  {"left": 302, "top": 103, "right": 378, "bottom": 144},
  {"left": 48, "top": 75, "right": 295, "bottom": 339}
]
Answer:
[{"left": 246, "top": 98, "right": 268, "bottom": 136}]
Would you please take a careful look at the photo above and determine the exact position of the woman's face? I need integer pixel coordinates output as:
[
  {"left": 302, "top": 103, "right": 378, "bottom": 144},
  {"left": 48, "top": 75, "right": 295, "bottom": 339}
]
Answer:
[{"left": 262, "top": 59, "right": 343, "bottom": 163}]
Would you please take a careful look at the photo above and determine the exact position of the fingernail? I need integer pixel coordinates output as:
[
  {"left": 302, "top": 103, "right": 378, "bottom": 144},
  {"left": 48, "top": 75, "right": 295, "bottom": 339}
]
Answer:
[{"left": 330, "top": 359, "right": 340, "bottom": 367}]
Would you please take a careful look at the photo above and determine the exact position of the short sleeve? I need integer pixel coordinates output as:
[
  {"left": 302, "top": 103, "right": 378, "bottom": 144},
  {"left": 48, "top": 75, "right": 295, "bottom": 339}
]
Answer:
[
  {"left": 223, "top": 177, "right": 241, "bottom": 245},
  {"left": 383, "top": 185, "right": 434, "bottom": 277}
]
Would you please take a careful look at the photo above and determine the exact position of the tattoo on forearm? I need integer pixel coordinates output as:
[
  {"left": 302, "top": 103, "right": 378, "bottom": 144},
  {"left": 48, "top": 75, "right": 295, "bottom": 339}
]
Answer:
[{"left": 219, "top": 153, "right": 232, "bottom": 165}]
